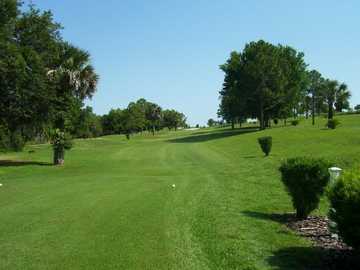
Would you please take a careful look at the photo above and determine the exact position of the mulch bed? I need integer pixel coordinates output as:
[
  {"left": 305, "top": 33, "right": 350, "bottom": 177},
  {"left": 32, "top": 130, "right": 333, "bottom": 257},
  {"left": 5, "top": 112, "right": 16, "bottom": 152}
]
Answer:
[{"left": 285, "top": 215, "right": 359, "bottom": 270}]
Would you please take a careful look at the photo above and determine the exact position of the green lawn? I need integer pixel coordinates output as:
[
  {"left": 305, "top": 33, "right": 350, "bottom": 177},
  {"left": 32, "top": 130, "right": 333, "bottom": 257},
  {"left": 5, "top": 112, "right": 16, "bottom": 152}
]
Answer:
[{"left": 0, "top": 115, "right": 359, "bottom": 270}]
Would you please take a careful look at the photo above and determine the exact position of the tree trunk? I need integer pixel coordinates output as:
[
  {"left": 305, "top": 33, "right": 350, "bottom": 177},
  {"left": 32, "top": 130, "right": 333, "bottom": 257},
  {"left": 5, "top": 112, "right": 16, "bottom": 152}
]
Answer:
[
  {"left": 231, "top": 119, "right": 235, "bottom": 130},
  {"left": 328, "top": 102, "right": 334, "bottom": 119},
  {"left": 312, "top": 94, "right": 315, "bottom": 125},
  {"left": 152, "top": 125, "right": 155, "bottom": 136},
  {"left": 53, "top": 147, "right": 65, "bottom": 165},
  {"left": 296, "top": 208, "right": 307, "bottom": 220},
  {"left": 260, "top": 105, "right": 265, "bottom": 130}
]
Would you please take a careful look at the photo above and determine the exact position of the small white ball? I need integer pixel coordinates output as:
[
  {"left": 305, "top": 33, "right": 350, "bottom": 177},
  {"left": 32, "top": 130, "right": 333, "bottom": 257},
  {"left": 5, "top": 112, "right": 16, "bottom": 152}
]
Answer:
[
  {"left": 0, "top": 183, "right": 3, "bottom": 187},
  {"left": 172, "top": 184, "right": 176, "bottom": 188}
]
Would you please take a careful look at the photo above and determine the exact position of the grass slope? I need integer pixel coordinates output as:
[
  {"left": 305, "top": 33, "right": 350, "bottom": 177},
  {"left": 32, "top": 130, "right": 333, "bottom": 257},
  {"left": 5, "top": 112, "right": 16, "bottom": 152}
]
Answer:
[{"left": 0, "top": 115, "right": 359, "bottom": 269}]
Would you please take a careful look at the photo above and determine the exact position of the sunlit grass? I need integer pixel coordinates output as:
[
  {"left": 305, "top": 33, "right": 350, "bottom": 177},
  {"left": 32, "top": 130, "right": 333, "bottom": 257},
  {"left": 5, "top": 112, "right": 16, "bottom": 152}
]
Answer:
[{"left": 0, "top": 115, "right": 359, "bottom": 269}]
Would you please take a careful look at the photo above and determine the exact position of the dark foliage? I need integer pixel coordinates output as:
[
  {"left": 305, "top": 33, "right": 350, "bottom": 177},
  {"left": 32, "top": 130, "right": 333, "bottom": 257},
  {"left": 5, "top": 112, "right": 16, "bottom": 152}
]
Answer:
[
  {"left": 279, "top": 157, "right": 331, "bottom": 219},
  {"left": 327, "top": 119, "right": 340, "bottom": 129},
  {"left": 328, "top": 169, "right": 360, "bottom": 249},
  {"left": 258, "top": 136, "right": 272, "bottom": 156}
]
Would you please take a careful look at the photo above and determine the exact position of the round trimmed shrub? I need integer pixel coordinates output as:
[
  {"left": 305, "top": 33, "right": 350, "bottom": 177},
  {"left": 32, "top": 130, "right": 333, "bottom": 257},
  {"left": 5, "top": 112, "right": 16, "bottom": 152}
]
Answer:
[
  {"left": 291, "top": 119, "right": 300, "bottom": 126},
  {"left": 279, "top": 157, "right": 331, "bottom": 219},
  {"left": 328, "top": 169, "right": 360, "bottom": 249},
  {"left": 258, "top": 136, "right": 272, "bottom": 156},
  {"left": 326, "top": 119, "right": 340, "bottom": 129}
]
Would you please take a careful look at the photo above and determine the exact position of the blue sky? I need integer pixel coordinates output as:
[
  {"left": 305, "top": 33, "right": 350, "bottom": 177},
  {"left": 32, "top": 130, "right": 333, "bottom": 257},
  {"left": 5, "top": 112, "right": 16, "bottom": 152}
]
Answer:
[{"left": 27, "top": 0, "right": 359, "bottom": 125}]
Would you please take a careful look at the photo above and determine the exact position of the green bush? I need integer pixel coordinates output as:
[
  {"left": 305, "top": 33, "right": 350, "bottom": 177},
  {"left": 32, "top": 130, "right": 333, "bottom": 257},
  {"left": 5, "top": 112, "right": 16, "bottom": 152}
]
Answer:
[
  {"left": 279, "top": 157, "right": 331, "bottom": 219},
  {"left": 258, "top": 136, "right": 272, "bottom": 156},
  {"left": 328, "top": 169, "right": 360, "bottom": 249},
  {"left": 326, "top": 119, "right": 340, "bottom": 129},
  {"left": 291, "top": 119, "right": 300, "bottom": 126},
  {"left": 274, "top": 119, "right": 279, "bottom": 125}
]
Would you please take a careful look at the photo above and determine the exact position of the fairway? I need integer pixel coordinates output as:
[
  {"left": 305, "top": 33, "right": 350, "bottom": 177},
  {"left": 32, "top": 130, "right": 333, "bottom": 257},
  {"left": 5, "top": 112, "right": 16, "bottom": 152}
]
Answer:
[{"left": 0, "top": 115, "right": 359, "bottom": 270}]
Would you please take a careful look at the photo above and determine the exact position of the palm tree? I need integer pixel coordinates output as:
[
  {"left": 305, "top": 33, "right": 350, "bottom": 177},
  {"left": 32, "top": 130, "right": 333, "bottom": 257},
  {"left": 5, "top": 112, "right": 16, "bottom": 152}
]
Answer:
[
  {"left": 145, "top": 103, "right": 162, "bottom": 135},
  {"left": 322, "top": 80, "right": 351, "bottom": 119},
  {"left": 47, "top": 43, "right": 99, "bottom": 164},
  {"left": 335, "top": 83, "right": 351, "bottom": 112},
  {"left": 322, "top": 79, "right": 338, "bottom": 119},
  {"left": 48, "top": 43, "right": 99, "bottom": 100}
]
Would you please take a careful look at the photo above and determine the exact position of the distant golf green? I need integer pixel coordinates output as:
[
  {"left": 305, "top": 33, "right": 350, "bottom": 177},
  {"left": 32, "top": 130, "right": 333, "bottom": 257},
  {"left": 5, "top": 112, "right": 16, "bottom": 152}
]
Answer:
[{"left": 0, "top": 115, "right": 359, "bottom": 270}]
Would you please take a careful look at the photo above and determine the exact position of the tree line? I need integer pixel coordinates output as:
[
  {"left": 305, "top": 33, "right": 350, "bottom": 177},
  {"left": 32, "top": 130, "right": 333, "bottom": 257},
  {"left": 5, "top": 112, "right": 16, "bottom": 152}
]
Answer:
[
  {"left": 0, "top": 1, "right": 187, "bottom": 153},
  {"left": 218, "top": 40, "right": 352, "bottom": 129},
  {"left": 101, "top": 98, "right": 187, "bottom": 137}
]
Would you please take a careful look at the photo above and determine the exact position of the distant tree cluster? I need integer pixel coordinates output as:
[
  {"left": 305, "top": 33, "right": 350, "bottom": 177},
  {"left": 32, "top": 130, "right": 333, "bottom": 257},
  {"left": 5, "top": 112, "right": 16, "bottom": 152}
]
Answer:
[
  {"left": 218, "top": 40, "right": 351, "bottom": 129},
  {"left": 207, "top": 118, "right": 223, "bottom": 127},
  {"left": 102, "top": 98, "right": 187, "bottom": 137}
]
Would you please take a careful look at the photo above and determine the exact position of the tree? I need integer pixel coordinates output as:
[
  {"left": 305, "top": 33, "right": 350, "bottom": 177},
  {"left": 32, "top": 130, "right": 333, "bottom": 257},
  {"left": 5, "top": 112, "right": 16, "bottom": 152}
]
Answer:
[
  {"left": 218, "top": 51, "right": 246, "bottom": 129},
  {"left": 219, "top": 40, "right": 307, "bottom": 130},
  {"left": 145, "top": 102, "right": 162, "bottom": 135},
  {"left": 74, "top": 106, "right": 102, "bottom": 138},
  {"left": 207, "top": 118, "right": 216, "bottom": 127},
  {"left": 162, "top": 109, "right": 186, "bottom": 130},
  {"left": 307, "top": 70, "right": 324, "bottom": 125},
  {"left": 101, "top": 109, "right": 125, "bottom": 135},
  {"left": 335, "top": 83, "right": 351, "bottom": 112},
  {"left": 322, "top": 80, "right": 350, "bottom": 119},
  {"left": 47, "top": 43, "right": 99, "bottom": 129},
  {"left": 355, "top": 104, "right": 360, "bottom": 111},
  {"left": 0, "top": 2, "right": 58, "bottom": 150}
]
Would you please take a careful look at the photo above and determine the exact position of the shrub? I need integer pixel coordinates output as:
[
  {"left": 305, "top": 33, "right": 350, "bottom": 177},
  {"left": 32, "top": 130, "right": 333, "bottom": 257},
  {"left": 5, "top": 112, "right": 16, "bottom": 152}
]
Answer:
[
  {"left": 291, "top": 119, "right": 300, "bottom": 126},
  {"left": 326, "top": 119, "right": 340, "bottom": 129},
  {"left": 279, "top": 157, "right": 331, "bottom": 219},
  {"left": 274, "top": 119, "right": 279, "bottom": 125},
  {"left": 258, "top": 136, "right": 272, "bottom": 156},
  {"left": 328, "top": 169, "right": 360, "bottom": 249}
]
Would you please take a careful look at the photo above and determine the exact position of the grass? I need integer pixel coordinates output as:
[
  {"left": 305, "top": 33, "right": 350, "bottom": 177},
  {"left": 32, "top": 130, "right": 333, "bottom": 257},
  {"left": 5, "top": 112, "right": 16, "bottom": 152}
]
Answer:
[{"left": 0, "top": 115, "right": 359, "bottom": 269}]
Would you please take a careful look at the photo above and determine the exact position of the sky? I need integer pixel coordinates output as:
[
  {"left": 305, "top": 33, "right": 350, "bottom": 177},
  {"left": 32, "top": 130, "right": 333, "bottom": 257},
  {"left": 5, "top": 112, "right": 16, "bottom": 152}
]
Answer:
[{"left": 25, "top": 0, "right": 360, "bottom": 125}]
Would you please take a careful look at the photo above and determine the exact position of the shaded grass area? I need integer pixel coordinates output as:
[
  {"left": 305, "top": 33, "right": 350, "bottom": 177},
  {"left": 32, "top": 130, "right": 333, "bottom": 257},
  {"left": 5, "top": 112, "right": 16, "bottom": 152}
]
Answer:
[
  {"left": 169, "top": 127, "right": 259, "bottom": 143},
  {"left": 0, "top": 115, "right": 359, "bottom": 269},
  {"left": 0, "top": 160, "right": 52, "bottom": 167}
]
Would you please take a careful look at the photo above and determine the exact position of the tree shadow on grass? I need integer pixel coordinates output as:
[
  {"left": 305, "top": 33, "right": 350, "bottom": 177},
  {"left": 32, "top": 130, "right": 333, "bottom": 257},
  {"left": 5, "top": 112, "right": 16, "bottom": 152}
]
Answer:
[
  {"left": 268, "top": 247, "right": 360, "bottom": 270},
  {"left": 0, "top": 160, "right": 52, "bottom": 167},
  {"left": 267, "top": 246, "right": 329, "bottom": 270},
  {"left": 169, "top": 127, "right": 259, "bottom": 143},
  {"left": 190, "top": 126, "right": 259, "bottom": 136},
  {"left": 241, "top": 211, "right": 295, "bottom": 224}
]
